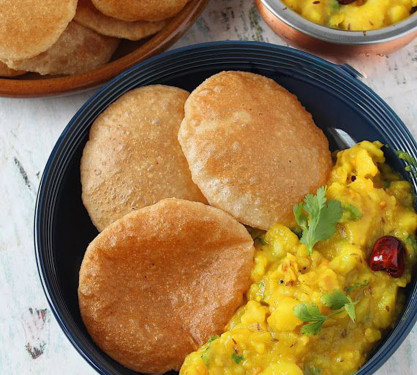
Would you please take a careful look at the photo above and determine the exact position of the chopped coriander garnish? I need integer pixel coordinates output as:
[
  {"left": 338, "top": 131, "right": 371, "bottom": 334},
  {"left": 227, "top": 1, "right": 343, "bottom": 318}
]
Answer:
[
  {"left": 302, "top": 320, "right": 327, "bottom": 336},
  {"left": 342, "top": 203, "right": 363, "bottom": 222},
  {"left": 207, "top": 335, "right": 218, "bottom": 343},
  {"left": 201, "top": 335, "right": 218, "bottom": 365},
  {"left": 294, "top": 290, "right": 357, "bottom": 336},
  {"left": 395, "top": 150, "right": 417, "bottom": 177},
  {"left": 231, "top": 353, "right": 244, "bottom": 364},
  {"left": 293, "top": 302, "right": 328, "bottom": 336},
  {"left": 321, "top": 289, "right": 350, "bottom": 310},
  {"left": 294, "top": 302, "right": 323, "bottom": 322},
  {"left": 294, "top": 186, "right": 343, "bottom": 256},
  {"left": 321, "top": 290, "right": 357, "bottom": 323},
  {"left": 344, "top": 300, "right": 357, "bottom": 322},
  {"left": 344, "top": 280, "right": 369, "bottom": 293}
]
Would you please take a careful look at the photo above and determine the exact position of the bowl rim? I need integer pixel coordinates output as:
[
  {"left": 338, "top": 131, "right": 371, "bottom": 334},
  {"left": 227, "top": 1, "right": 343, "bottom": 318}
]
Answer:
[
  {"left": 260, "top": 0, "right": 417, "bottom": 45},
  {"left": 34, "top": 40, "right": 417, "bottom": 375}
]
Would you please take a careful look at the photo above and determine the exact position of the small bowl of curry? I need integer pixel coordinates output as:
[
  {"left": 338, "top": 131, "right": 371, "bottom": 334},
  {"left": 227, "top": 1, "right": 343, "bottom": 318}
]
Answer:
[{"left": 256, "top": 0, "right": 417, "bottom": 56}]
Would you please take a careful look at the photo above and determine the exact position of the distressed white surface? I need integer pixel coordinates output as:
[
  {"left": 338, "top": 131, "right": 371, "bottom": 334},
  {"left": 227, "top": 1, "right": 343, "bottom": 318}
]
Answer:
[{"left": 0, "top": 0, "right": 417, "bottom": 374}]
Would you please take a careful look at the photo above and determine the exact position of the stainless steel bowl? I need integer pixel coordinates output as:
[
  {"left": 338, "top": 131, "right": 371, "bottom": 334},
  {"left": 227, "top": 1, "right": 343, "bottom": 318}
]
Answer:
[{"left": 257, "top": 0, "right": 417, "bottom": 56}]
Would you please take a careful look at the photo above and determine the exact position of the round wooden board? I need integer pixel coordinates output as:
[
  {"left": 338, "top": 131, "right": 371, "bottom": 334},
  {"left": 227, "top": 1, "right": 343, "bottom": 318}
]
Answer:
[{"left": 0, "top": 0, "right": 209, "bottom": 98}]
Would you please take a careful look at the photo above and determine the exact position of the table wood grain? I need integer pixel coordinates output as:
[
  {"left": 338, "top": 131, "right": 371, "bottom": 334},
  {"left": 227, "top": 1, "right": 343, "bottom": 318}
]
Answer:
[{"left": 0, "top": 1, "right": 416, "bottom": 374}]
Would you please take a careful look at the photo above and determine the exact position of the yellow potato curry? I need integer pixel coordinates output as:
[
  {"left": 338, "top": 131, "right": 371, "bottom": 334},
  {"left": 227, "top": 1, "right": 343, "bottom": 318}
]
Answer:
[
  {"left": 282, "top": 0, "right": 417, "bottom": 31},
  {"left": 180, "top": 141, "right": 417, "bottom": 375}
]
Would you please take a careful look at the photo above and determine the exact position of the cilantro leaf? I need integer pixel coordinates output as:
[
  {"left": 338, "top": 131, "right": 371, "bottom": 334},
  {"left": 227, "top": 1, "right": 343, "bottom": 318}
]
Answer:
[
  {"left": 321, "top": 290, "right": 357, "bottom": 323},
  {"left": 304, "top": 186, "right": 327, "bottom": 220},
  {"left": 293, "top": 303, "right": 328, "bottom": 336},
  {"left": 343, "top": 203, "right": 363, "bottom": 221},
  {"left": 344, "top": 280, "right": 369, "bottom": 293},
  {"left": 345, "top": 297, "right": 357, "bottom": 322},
  {"left": 231, "top": 353, "right": 244, "bottom": 364},
  {"left": 321, "top": 290, "right": 349, "bottom": 310},
  {"left": 294, "top": 202, "right": 308, "bottom": 230},
  {"left": 293, "top": 302, "right": 325, "bottom": 322},
  {"left": 294, "top": 292, "right": 357, "bottom": 337},
  {"left": 313, "top": 199, "right": 343, "bottom": 241},
  {"left": 301, "top": 319, "right": 326, "bottom": 336},
  {"left": 294, "top": 186, "right": 342, "bottom": 255}
]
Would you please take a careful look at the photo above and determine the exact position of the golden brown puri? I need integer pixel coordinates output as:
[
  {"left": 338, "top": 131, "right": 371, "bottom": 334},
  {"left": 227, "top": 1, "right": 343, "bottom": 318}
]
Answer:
[
  {"left": 78, "top": 198, "right": 255, "bottom": 373},
  {"left": 80, "top": 85, "right": 206, "bottom": 232},
  {"left": 91, "top": 0, "right": 190, "bottom": 22},
  {"left": 3, "top": 22, "right": 119, "bottom": 76},
  {"left": 0, "top": 0, "right": 77, "bottom": 60},
  {"left": 178, "top": 71, "right": 332, "bottom": 230},
  {"left": 0, "top": 61, "right": 25, "bottom": 77},
  {"left": 75, "top": 0, "right": 167, "bottom": 41}
]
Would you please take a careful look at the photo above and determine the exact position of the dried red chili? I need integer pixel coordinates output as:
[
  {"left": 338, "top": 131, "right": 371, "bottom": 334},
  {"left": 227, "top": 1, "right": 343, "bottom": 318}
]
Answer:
[{"left": 369, "top": 236, "right": 405, "bottom": 278}]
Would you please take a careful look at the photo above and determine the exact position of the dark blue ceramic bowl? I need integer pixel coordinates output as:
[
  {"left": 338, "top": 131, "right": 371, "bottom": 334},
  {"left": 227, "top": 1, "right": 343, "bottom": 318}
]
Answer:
[{"left": 35, "top": 41, "right": 417, "bottom": 375}]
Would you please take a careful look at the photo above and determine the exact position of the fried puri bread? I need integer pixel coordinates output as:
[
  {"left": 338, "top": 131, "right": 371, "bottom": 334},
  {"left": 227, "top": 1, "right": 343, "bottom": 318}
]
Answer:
[
  {"left": 81, "top": 85, "right": 206, "bottom": 232},
  {"left": 91, "top": 0, "right": 189, "bottom": 22},
  {"left": 78, "top": 198, "right": 254, "bottom": 373},
  {"left": 178, "top": 71, "right": 332, "bottom": 230},
  {"left": 0, "top": 62, "right": 25, "bottom": 77},
  {"left": 75, "top": 0, "right": 167, "bottom": 41},
  {"left": 3, "top": 22, "right": 119, "bottom": 76},
  {"left": 0, "top": 0, "right": 77, "bottom": 61}
]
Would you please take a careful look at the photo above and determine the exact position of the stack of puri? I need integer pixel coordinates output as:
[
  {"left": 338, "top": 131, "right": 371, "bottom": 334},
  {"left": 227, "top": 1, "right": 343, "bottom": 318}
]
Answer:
[
  {"left": 0, "top": 0, "right": 188, "bottom": 77},
  {"left": 78, "top": 73, "right": 332, "bottom": 373}
]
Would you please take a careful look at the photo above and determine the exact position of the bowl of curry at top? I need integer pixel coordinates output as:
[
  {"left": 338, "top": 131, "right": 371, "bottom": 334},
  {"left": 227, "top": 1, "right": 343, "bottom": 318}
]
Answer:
[{"left": 256, "top": 0, "right": 417, "bottom": 56}]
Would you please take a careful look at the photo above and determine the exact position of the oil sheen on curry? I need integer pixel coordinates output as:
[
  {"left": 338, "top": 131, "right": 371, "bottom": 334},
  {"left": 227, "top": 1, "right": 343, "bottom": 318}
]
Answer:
[
  {"left": 180, "top": 141, "right": 417, "bottom": 375},
  {"left": 282, "top": 0, "right": 417, "bottom": 30}
]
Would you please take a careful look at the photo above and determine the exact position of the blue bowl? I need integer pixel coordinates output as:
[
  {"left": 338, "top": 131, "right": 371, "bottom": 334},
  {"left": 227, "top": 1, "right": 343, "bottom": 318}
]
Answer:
[{"left": 35, "top": 41, "right": 417, "bottom": 375}]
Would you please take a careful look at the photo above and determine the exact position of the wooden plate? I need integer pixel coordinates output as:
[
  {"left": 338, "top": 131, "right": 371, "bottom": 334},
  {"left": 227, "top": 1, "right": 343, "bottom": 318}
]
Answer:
[{"left": 0, "top": 0, "right": 209, "bottom": 98}]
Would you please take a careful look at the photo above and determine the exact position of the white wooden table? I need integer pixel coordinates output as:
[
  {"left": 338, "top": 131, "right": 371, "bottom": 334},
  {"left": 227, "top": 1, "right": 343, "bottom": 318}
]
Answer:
[{"left": 0, "top": 1, "right": 416, "bottom": 374}]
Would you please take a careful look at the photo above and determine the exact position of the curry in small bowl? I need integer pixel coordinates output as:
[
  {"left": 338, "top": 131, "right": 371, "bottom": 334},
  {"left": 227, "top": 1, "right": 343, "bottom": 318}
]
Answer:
[
  {"left": 282, "top": 0, "right": 417, "bottom": 31},
  {"left": 256, "top": 0, "right": 417, "bottom": 55}
]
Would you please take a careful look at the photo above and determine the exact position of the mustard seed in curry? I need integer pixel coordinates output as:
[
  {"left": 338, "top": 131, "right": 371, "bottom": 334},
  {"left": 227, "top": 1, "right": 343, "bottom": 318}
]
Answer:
[
  {"left": 180, "top": 141, "right": 417, "bottom": 375},
  {"left": 282, "top": 0, "right": 417, "bottom": 31}
]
